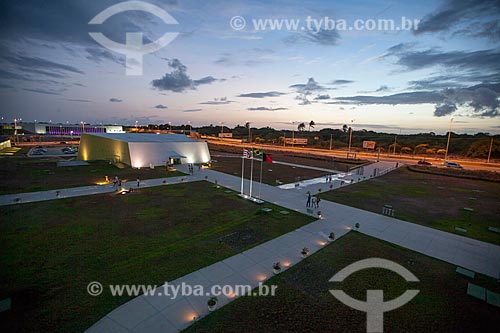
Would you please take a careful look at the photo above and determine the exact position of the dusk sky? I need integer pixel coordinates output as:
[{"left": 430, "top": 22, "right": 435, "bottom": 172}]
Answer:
[{"left": 0, "top": 0, "right": 499, "bottom": 134}]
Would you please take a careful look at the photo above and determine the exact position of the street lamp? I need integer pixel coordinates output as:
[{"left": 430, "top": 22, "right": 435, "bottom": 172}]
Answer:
[
  {"left": 348, "top": 119, "right": 354, "bottom": 153},
  {"left": 444, "top": 117, "right": 453, "bottom": 161},
  {"left": 245, "top": 121, "right": 251, "bottom": 143},
  {"left": 81, "top": 121, "right": 85, "bottom": 134}
]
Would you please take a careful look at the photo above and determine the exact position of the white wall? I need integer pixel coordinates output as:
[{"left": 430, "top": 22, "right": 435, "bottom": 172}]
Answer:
[{"left": 128, "top": 141, "right": 210, "bottom": 168}]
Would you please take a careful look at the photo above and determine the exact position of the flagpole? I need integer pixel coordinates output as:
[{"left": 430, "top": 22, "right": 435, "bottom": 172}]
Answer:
[
  {"left": 240, "top": 154, "right": 245, "bottom": 195},
  {"left": 249, "top": 150, "right": 254, "bottom": 197},
  {"left": 258, "top": 157, "right": 263, "bottom": 198}
]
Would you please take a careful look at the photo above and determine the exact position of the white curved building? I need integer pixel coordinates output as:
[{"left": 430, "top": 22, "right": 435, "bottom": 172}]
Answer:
[{"left": 78, "top": 133, "right": 210, "bottom": 168}]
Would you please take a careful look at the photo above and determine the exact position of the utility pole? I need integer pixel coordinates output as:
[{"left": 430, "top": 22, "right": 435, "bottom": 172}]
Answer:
[
  {"left": 444, "top": 117, "right": 453, "bottom": 161},
  {"left": 329, "top": 133, "right": 333, "bottom": 150},
  {"left": 487, "top": 137, "right": 494, "bottom": 163}
]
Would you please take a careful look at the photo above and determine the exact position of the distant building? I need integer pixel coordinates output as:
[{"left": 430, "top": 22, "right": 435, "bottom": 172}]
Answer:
[
  {"left": 21, "top": 122, "right": 124, "bottom": 135},
  {"left": 78, "top": 133, "right": 211, "bottom": 168}
]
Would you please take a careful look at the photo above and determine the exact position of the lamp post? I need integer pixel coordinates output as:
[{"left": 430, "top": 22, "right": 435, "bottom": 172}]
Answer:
[
  {"left": 245, "top": 121, "right": 251, "bottom": 143},
  {"left": 444, "top": 117, "right": 453, "bottom": 161},
  {"left": 348, "top": 119, "right": 354, "bottom": 154},
  {"left": 81, "top": 121, "right": 85, "bottom": 135},
  {"left": 188, "top": 121, "right": 192, "bottom": 136},
  {"left": 487, "top": 137, "right": 493, "bottom": 163}
]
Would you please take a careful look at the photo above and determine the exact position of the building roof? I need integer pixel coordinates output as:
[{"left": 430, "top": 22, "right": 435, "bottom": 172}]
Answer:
[{"left": 83, "top": 133, "right": 197, "bottom": 143}]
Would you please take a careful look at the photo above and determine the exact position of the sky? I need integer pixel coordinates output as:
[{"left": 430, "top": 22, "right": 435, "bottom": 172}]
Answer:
[{"left": 0, "top": 0, "right": 499, "bottom": 134}]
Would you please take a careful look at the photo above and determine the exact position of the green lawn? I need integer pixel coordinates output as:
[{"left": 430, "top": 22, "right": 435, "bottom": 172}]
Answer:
[
  {"left": 321, "top": 167, "right": 500, "bottom": 245},
  {"left": 0, "top": 158, "right": 184, "bottom": 194},
  {"left": 186, "top": 231, "right": 500, "bottom": 333},
  {"left": 0, "top": 181, "right": 315, "bottom": 333}
]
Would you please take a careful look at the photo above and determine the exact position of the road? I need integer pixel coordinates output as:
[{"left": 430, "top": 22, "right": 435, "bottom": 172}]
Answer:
[{"left": 205, "top": 138, "right": 500, "bottom": 172}]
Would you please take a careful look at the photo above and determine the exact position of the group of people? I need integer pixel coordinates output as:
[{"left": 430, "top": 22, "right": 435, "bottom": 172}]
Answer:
[
  {"left": 306, "top": 191, "right": 321, "bottom": 208},
  {"left": 325, "top": 175, "right": 334, "bottom": 183}
]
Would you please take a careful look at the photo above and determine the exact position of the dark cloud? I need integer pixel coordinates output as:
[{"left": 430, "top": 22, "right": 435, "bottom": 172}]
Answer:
[
  {"left": 415, "top": 0, "right": 500, "bottom": 40},
  {"left": 237, "top": 91, "right": 286, "bottom": 98},
  {"left": 408, "top": 76, "right": 466, "bottom": 90},
  {"left": 109, "top": 98, "right": 123, "bottom": 103},
  {"left": 151, "top": 59, "right": 220, "bottom": 93},
  {"left": 153, "top": 104, "right": 168, "bottom": 109},
  {"left": 290, "top": 77, "right": 328, "bottom": 105},
  {"left": 85, "top": 47, "right": 124, "bottom": 66},
  {"left": 375, "top": 85, "right": 390, "bottom": 92},
  {"left": 182, "top": 108, "right": 202, "bottom": 112},
  {"left": 0, "top": 69, "right": 29, "bottom": 81},
  {"left": 329, "top": 79, "right": 354, "bottom": 85},
  {"left": 0, "top": 82, "right": 13, "bottom": 89},
  {"left": 0, "top": 0, "right": 178, "bottom": 45},
  {"left": 434, "top": 103, "right": 457, "bottom": 117},
  {"left": 330, "top": 91, "right": 444, "bottom": 105},
  {"left": 23, "top": 88, "right": 63, "bottom": 95},
  {"left": 64, "top": 99, "right": 92, "bottom": 103},
  {"left": 285, "top": 29, "right": 341, "bottom": 46},
  {"left": 385, "top": 44, "right": 500, "bottom": 74},
  {"left": 20, "top": 68, "right": 67, "bottom": 79},
  {"left": 199, "top": 97, "right": 233, "bottom": 105},
  {"left": 247, "top": 107, "right": 288, "bottom": 111},
  {"left": 3, "top": 54, "right": 84, "bottom": 74},
  {"left": 314, "top": 94, "right": 330, "bottom": 100},
  {"left": 329, "top": 83, "right": 500, "bottom": 118}
]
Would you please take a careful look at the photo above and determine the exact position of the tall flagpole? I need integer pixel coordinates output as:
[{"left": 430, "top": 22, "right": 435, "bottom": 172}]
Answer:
[
  {"left": 249, "top": 150, "right": 254, "bottom": 197},
  {"left": 240, "top": 152, "right": 245, "bottom": 195},
  {"left": 258, "top": 156, "right": 263, "bottom": 198}
]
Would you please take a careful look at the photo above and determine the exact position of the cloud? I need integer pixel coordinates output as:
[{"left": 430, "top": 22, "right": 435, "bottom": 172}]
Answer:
[
  {"left": 290, "top": 77, "right": 329, "bottom": 105},
  {"left": 408, "top": 76, "right": 466, "bottom": 90},
  {"left": 329, "top": 91, "right": 444, "bottom": 105},
  {"left": 285, "top": 29, "right": 341, "bottom": 46},
  {"left": 329, "top": 79, "right": 354, "bottom": 85},
  {"left": 0, "top": 69, "right": 29, "bottom": 81},
  {"left": 200, "top": 97, "right": 234, "bottom": 105},
  {"left": 385, "top": 44, "right": 500, "bottom": 74},
  {"left": 153, "top": 104, "right": 168, "bottom": 109},
  {"left": 3, "top": 54, "right": 84, "bottom": 74},
  {"left": 183, "top": 108, "right": 202, "bottom": 112},
  {"left": 247, "top": 107, "right": 288, "bottom": 111},
  {"left": 375, "top": 85, "right": 390, "bottom": 92},
  {"left": 23, "top": 88, "right": 63, "bottom": 95},
  {"left": 109, "top": 98, "right": 123, "bottom": 103},
  {"left": 151, "top": 59, "right": 220, "bottom": 93},
  {"left": 85, "top": 47, "right": 124, "bottom": 66},
  {"left": 328, "top": 83, "right": 500, "bottom": 118},
  {"left": 314, "top": 94, "right": 330, "bottom": 100},
  {"left": 415, "top": 0, "right": 500, "bottom": 40},
  {"left": 64, "top": 99, "right": 92, "bottom": 103},
  {"left": 237, "top": 91, "right": 286, "bottom": 98},
  {"left": 434, "top": 103, "right": 457, "bottom": 117},
  {"left": 0, "top": 82, "right": 14, "bottom": 89}
]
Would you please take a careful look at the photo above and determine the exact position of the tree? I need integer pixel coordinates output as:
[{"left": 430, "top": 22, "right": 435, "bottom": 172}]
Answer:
[
  {"left": 297, "top": 123, "right": 306, "bottom": 132},
  {"left": 309, "top": 120, "right": 315, "bottom": 131},
  {"left": 342, "top": 124, "right": 348, "bottom": 133}
]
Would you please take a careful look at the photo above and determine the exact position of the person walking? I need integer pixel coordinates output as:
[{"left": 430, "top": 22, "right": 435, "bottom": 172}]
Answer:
[
  {"left": 137, "top": 177, "right": 140, "bottom": 187},
  {"left": 306, "top": 191, "right": 311, "bottom": 207}
]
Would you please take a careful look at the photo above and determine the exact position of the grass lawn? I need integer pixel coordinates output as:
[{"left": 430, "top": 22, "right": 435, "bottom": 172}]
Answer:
[
  {"left": 0, "top": 181, "right": 315, "bottom": 333},
  {"left": 0, "top": 158, "right": 184, "bottom": 194},
  {"left": 209, "top": 154, "right": 330, "bottom": 185},
  {"left": 320, "top": 167, "right": 500, "bottom": 245},
  {"left": 186, "top": 231, "right": 500, "bottom": 333}
]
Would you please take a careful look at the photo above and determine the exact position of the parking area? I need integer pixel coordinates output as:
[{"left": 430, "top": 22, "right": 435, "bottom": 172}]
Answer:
[{"left": 28, "top": 145, "right": 78, "bottom": 157}]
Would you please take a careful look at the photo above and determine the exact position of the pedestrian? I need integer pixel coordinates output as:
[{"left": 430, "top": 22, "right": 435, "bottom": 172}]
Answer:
[
  {"left": 306, "top": 191, "right": 311, "bottom": 207},
  {"left": 105, "top": 175, "right": 109, "bottom": 183},
  {"left": 316, "top": 196, "right": 321, "bottom": 208},
  {"left": 311, "top": 197, "right": 316, "bottom": 208},
  {"left": 56, "top": 190, "right": 60, "bottom": 197},
  {"left": 137, "top": 177, "right": 140, "bottom": 187},
  {"left": 198, "top": 165, "right": 201, "bottom": 171},
  {"left": 118, "top": 179, "right": 122, "bottom": 187}
]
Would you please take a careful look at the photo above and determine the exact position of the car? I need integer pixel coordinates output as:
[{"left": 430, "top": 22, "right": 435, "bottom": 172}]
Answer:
[
  {"left": 443, "top": 161, "right": 463, "bottom": 168},
  {"left": 418, "top": 160, "right": 432, "bottom": 165}
]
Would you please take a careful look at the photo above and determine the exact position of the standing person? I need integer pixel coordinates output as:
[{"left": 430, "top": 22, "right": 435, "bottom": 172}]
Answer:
[
  {"left": 306, "top": 191, "right": 311, "bottom": 207},
  {"left": 316, "top": 196, "right": 321, "bottom": 208},
  {"left": 137, "top": 177, "right": 140, "bottom": 187},
  {"left": 118, "top": 178, "right": 122, "bottom": 187},
  {"left": 311, "top": 197, "right": 316, "bottom": 208}
]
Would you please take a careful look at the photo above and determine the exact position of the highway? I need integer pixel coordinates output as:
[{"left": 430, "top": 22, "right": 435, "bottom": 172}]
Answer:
[{"left": 205, "top": 138, "right": 500, "bottom": 172}]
